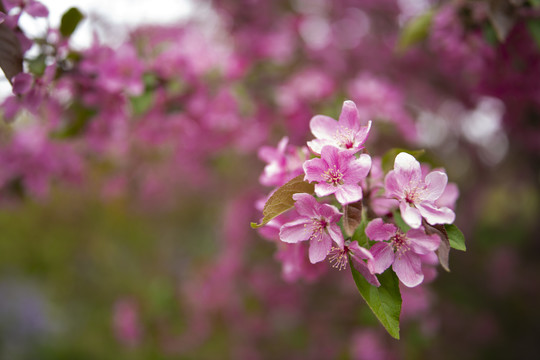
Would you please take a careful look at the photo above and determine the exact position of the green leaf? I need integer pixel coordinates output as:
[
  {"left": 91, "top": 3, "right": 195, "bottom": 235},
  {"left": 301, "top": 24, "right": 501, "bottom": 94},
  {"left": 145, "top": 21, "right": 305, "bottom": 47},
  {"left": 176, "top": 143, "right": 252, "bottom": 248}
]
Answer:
[
  {"left": 52, "top": 102, "right": 96, "bottom": 138},
  {"left": 530, "top": 0, "right": 540, "bottom": 7},
  {"left": 444, "top": 224, "right": 466, "bottom": 251},
  {"left": 130, "top": 91, "right": 155, "bottom": 116},
  {"left": 381, "top": 148, "right": 425, "bottom": 173},
  {"left": 483, "top": 23, "right": 498, "bottom": 46},
  {"left": 60, "top": 7, "right": 84, "bottom": 38},
  {"left": 397, "top": 10, "right": 433, "bottom": 53},
  {"left": 351, "top": 213, "right": 369, "bottom": 248},
  {"left": 251, "top": 174, "right": 315, "bottom": 228},
  {"left": 350, "top": 264, "right": 402, "bottom": 339},
  {"left": 27, "top": 54, "right": 47, "bottom": 76},
  {"left": 526, "top": 20, "right": 540, "bottom": 50}
]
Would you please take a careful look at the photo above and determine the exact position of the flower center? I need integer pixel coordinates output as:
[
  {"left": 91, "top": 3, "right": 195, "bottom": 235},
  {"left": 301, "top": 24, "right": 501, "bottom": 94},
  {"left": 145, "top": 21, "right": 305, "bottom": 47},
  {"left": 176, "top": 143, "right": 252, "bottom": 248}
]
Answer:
[
  {"left": 323, "top": 165, "right": 344, "bottom": 186},
  {"left": 391, "top": 231, "right": 410, "bottom": 256},
  {"left": 405, "top": 188, "right": 420, "bottom": 204},
  {"left": 404, "top": 182, "right": 427, "bottom": 204},
  {"left": 306, "top": 217, "right": 328, "bottom": 242},
  {"left": 328, "top": 246, "right": 349, "bottom": 271},
  {"left": 334, "top": 126, "right": 355, "bottom": 149}
]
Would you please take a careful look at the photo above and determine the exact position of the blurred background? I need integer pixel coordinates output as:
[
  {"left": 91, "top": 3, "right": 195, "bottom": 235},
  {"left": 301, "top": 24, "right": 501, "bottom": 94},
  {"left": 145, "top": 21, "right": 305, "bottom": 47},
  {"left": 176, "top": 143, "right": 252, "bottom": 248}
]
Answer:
[{"left": 0, "top": 0, "right": 539, "bottom": 359}]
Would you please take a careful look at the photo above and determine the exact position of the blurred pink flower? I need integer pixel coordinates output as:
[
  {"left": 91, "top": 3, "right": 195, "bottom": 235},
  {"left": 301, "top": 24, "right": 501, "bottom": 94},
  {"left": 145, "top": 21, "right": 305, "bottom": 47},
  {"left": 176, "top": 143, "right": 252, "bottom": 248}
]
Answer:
[
  {"left": 98, "top": 45, "right": 144, "bottom": 96},
  {"left": 258, "top": 137, "right": 308, "bottom": 187},
  {"left": 3, "top": 0, "right": 48, "bottom": 18},
  {"left": 113, "top": 298, "right": 142, "bottom": 348},
  {"left": 351, "top": 329, "right": 397, "bottom": 360}
]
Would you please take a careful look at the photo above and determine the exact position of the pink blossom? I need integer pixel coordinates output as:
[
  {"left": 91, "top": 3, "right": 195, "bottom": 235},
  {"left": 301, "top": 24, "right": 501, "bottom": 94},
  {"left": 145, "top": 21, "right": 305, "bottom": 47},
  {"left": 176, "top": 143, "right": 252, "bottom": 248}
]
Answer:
[
  {"left": 385, "top": 152, "right": 455, "bottom": 228},
  {"left": 113, "top": 298, "right": 142, "bottom": 348},
  {"left": 276, "top": 68, "right": 335, "bottom": 115},
  {"left": 258, "top": 137, "right": 308, "bottom": 187},
  {"left": 348, "top": 73, "right": 417, "bottom": 142},
  {"left": 279, "top": 193, "right": 343, "bottom": 264},
  {"left": 351, "top": 330, "right": 398, "bottom": 360},
  {"left": 275, "top": 242, "right": 327, "bottom": 282},
  {"left": 98, "top": 45, "right": 144, "bottom": 96},
  {"left": 365, "top": 218, "right": 440, "bottom": 287},
  {"left": 303, "top": 145, "right": 371, "bottom": 205},
  {"left": 420, "top": 164, "right": 460, "bottom": 210},
  {"left": 307, "top": 100, "right": 372, "bottom": 154},
  {"left": 3, "top": 0, "right": 48, "bottom": 18},
  {"left": 328, "top": 241, "right": 380, "bottom": 286},
  {"left": 11, "top": 72, "right": 33, "bottom": 95}
]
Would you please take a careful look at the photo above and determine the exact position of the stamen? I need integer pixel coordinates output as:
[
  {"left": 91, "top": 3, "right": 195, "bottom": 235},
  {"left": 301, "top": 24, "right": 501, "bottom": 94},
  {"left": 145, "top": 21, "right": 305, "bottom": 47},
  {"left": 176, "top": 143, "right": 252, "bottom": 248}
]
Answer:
[
  {"left": 391, "top": 231, "right": 410, "bottom": 257},
  {"left": 322, "top": 164, "right": 344, "bottom": 186},
  {"left": 333, "top": 126, "right": 355, "bottom": 149},
  {"left": 328, "top": 246, "right": 348, "bottom": 271},
  {"left": 307, "top": 217, "right": 328, "bottom": 242}
]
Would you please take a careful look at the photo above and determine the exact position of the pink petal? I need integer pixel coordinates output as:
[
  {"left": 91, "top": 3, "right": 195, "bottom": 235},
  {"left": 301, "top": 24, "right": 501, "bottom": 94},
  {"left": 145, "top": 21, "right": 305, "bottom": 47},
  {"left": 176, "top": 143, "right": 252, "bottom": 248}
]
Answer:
[
  {"left": 327, "top": 223, "right": 344, "bottom": 248},
  {"left": 310, "top": 115, "right": 339, "bottom": 140},
  {"left": 320, "top": 145, "right": 341, "bottom": 168},
  {"left": 258, "top": 145, "right": 279, "bottom": 163},
  {"left": 338, "top": 100, "right": 360, "bottom": 131},
  {"left": 368, "top": 242, "right": 394, "bottom": 274},
  {"left": 365, "top": 218, "right": 397, "bottom": 241},
  {"left": 354, "top": 121, "right": 372, "bottom": 146},
  {"left": 349, "top": 242, "right": 374, "bottom": 261},
  {"left": 394, "top": 152, "right": 422, "bottom": 187},
  {"left": 423, "top": 171, "right": 448, "bottom": 201},
  {"left": 2, "top": 0, "right": 18, "bottom": 12},
  {"left": 292, "top": 193, "right": 319, "bottom": 218},
  {"left": 314, "top": 182, "right": 337, "bottom": 197},
  {"left": 416, "top": 202, "right": 455, "bottom": 225},
  {"left": 335, "top": 184, "right": 363, "bottom": 205},
  {"left": 12, "top": 73, "right": 33, "bottom": 95},
  {"left": 344, "top": 153, "right": 371, "bottom": 182},
  {"left": 393, "top": 251, "right": 423, "bottom": 287},
  {"left": 384, "top": 171, "right": 404, "bottom": 199},
  {"left": 406, "top": 228, "right": 440, "bottom": 254},
  {"left": 25, "top": 1, "right": 49, "bottom": 17},
  {"left": 308, "top": 237, "right": 332, "bottom": 263},
  {"left": 352, "top": 259, "right": 381, "bottom": 287},
  {"left": 371, "top": 197, "right": 399, "bottom": 216},
  {"left": 399, "top": 201, "right": 422, "bottom": 229},
  {"left": 306, "top": 138, "right": 332, "bottom": 155},
  {"left": 436, "top": 182, "right": 459, "bottom": 209},
  {"left": 279, "top": 219, "right": 310, "bottom": 243},
  {"left": 303, "top": 157, "right": 326, "bottom": 183},
  {"left": 318, "top": 203, "right": 341, "bottom": 220},
  {"left": 276, "top": 136, "right": 289, "bottom": 152}
]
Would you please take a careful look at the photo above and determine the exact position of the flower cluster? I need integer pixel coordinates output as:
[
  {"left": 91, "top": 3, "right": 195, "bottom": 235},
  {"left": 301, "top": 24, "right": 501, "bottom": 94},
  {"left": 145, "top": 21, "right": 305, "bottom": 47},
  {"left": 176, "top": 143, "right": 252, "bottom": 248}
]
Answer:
[{"left": 256, "top": 99, "right": 462, "bottom": 337}]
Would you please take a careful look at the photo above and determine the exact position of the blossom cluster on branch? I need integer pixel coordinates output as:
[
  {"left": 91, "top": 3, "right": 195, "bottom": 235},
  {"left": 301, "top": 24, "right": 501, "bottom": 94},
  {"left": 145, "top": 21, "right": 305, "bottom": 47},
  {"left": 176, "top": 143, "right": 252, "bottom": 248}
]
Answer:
[{"left": 254, "top": 100, "right": 463, "bottom": 337}]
